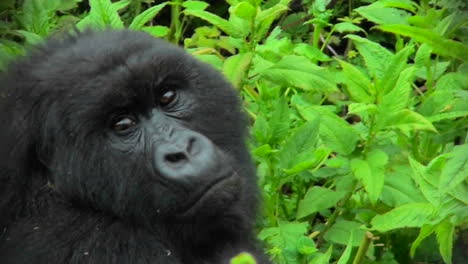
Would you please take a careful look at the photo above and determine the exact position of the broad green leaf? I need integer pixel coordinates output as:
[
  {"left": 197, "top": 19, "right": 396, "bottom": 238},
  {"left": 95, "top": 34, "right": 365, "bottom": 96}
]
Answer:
[
  {"left": 351, "top": 149, "right": 388, "bottom": 204},
  {"left": 129, "top": 2, "right": 168, "bottom": 30},
  {"left": 435, "top": 72, "right": 468, "bottom": 91},
  {"left": 346, "top": 35, "right": 393, "bottom": 79},
  {"left": 284, "top": 148, "right": 330, "bottom": 175},
  {"left": 297, "top": 106, "right": 358, "bottom": 155},
  {"left": 77, "top": 0, "right": 124, "bottom": 29},
  {"left": 310, "top": 246, "right": 332, "bottom": 264},
  {"left": 380, "top": 0, "right": 417, "bottom": 12},
  {"left": 379, "top": 67, "right": 415, "bottom": 112},
  {"left": 435, "top": 220, "right": 454, "bottom": 264},
  {"left": 338, "top": 60, "right": 374, "bottom": 103},
  {"left": 382, "top": 165, "right": 426, "bottom": 207},
  {"left": 440, "top": 144, "right": 468, "bottom": 192},
  {"left": 182, "top": 1, "right": 209, "bottom": 11},
  {"left": 260, "top": 55, "right": 336, "bottom": 92},
  {"left": 294, "top": 44, "right": 331, "bottom": 62},
  {"left": 279, "top": 118, "right": 319, "bottom": 170},
  {"left": 323, "top": 220, "right": 366, "bottom": 246},
  {"left": 16, "top": 30, "right": 43, "bottom": 45},
  {"left": 356, "top": 4, "right": 411, "bottom": 25},
  {"left": 414, "top": 44, "right": 432, "bottom": 69},
  {"left": 410, "top": 224, "right": 436, "bottom": 257},
  {"left": 21, "top": 0, "right": 59, "bottom": 36},
  {"left": 408, "top": 157, "right": 442, "bottom": 206},
  {"left": 269, "top": 97, "right": 289, "bottom": 144},
  {"left": 232, "top": 2, "right": 256, "bottom": 21},
  {"left": 222, "top": 52, "right": 254, "bottom": 89},
  {"left": 142, "top": 26, "right": 170, "bottom": 37},
  {"left": 379, "top": 45, "right": 414, "bottom": 95},
  {"left": 184, "top": 10, "right": 242, "bottom": 38},
  {"left": 334, "top": 22, "right": 364, "bottom": 33},
  {"left": 377, "top": 25, "right": 468, "bottom": 61},
  {"left": 371, "top": 203, "right": 435, "bottom": 232},
  {"left": 297, "top": 186, "right": 344, "bottom": 219},
  {"left": 380, "top": 109, "right": 436, "bottom": 133},
  {"left": 112, "top": 0, "right": 131, "bottom": 11}
]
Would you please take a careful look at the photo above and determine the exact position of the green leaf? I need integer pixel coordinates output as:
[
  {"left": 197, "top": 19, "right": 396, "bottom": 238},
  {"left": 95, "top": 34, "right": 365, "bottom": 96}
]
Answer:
[
  {"left": 414, "top": 44, "right": 432, "bottom": 69},
  {"left": 142, "top": 26, "right": 170, "bottom": 37},
  {"left": 182, "top": 1, "right": 210, "bottom": 11},
  {"left": 129, "top": 2, "right": 168, "bottom": 30},
  {"left": 77, "top": 0, "right": 124, "bottom": 30},
  {"left": 297, "top": 106, "right": 358, "bottom": 155},
  {"left": 310, "top": 246, "right": 333, "bottom": 264},
  {"left": 377, "top": 25, "right": 468, "bottom": 61},
  {"left": 410, "top": 224, "right": 436, "bottom": 257},
  {"left": 222, "top": 52, "right": 254, "bottom": 89},
  {"left": 184, "top": 10, "right": 242, "bottom": 38},
  {"left": 112, "top": 0, "right": 131, "bottom": 11},
  {"left": 230, "top": 252, "right": 257, "bottom": 264},
  {"left": 232, "top": 2, "right": 256, "bottom": 21},
  {"left": 346, "top": 35, "right": 393, "bottom": 79},
  {"left": 382, "top": 165, "right": 426, "bottom": 207},
  {"left": 379, "top": 67, "right": 415, "bottom": 112},
  {"left": 439, "top": 144, "right": 468, "bottom": 192},
  {"left": 356, "top": 4, "right": 411, "bottom": 25},
  {"left": 351, "top": 149, "right": 388, "bottom": 204},
  {"left": 380, "top": 109, "right": 436, "bottom": 133},
  {"left": 254, "top": 1, "right": 290, "bottom": 41},
  {"left": 334, "top": 22, "right": 364, "bottom": 33},
  {"left": 260, "top": 55, "right": 337, "bottom": 92},
  {"left": 16, "top": 30, "right": 43, "bottom": 45},
  {"left": 269, "top": 97, "right": 290, "bottom": 144},
  {"left": 280, "top": 118, "right": 319, "bottom": 168},
  {"left": 409, "top": 157, "right": 443, "bottom": 206},
  {"left": 297, "top": 186, "right": 344, "bottom": 219},
  {"left": 324, "top": 220, "right": 366, "bottom": 247},
  {"left": 379, "top": 45, "right": 414, "bottom": 95},
  {"left": 336, "top": 231, "right": 354, "bottom": 264},
  {"left": 371, "top": 203, "right": 435, "bottom": 232},
  {"left": 338, "top": 60, "right": 374, "bottom": 103},
  {"left": 435, "top": 220, "right": 454, "bottom": 264}
]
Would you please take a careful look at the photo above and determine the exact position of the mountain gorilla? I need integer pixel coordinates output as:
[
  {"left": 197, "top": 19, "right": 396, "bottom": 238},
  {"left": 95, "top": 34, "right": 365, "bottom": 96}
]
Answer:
[{"left": 0, "top": 30, "right": 270, "bottom": 264}]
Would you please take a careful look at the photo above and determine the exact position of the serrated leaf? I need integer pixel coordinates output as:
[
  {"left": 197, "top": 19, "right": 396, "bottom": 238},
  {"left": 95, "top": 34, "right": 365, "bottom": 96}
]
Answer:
[
  {"left": 414, "top": 43, "right": 432, "bottom": 69},
  {"left": 77, "top": 0, "right": 124, "bottom": 30},
  {"left": 382, "top": 165, "right": 426, "bottom": 207},
  {"left": 440, "top": 144, "right": 468, "bottom": 192},
  {"left": 338, "top": 60, "right": 374, "bottom": 103},
  {"left": 269, "top": 97, "right": 289, "bottom": 144},
  {"left": 223, "top": 52, "right": 254, "bottom": 89},
  {"left": 129, "top": 2, "right": 168, "bottom": 30},
  {"left": 379, "top": 67, "right": 415, "bottom": 112},
  {"left": 184, "top": 10, "right": 242, "bottom": 38},
  {"left": 297, "top": 186, "right": 344, "bottom": 219},
  {"left": 351, "top": 149, "right": 388, "bottom": 204},
  {"left": 371, "top": 203, "right": 435, "bottom": 232},
  {"left": 355, "top": 5, "right": 411, "bottom": 25},
  {"left": 435, "top": 220, "right": 454, "bottom": 264},
  {"left": 377, "top": 25, "right": 468, "bottom": 61},
  {"left": 255, "top": 2, "right": 290, "bottom": 40},
  {"left": 279, "top": 118, "right": 319, "bottom": 169},
  {"left": 346, "top": 35, "right": 393, "bottom": 79},
  {"left": 260, "top": 55, "right": 336, "bottom": 92},
  {"left": 379, "top": 45, "right": 414, "bottom": 95},
  {"left": 381, "top": 109, "right": 436, "bottom": 133},
  {"left": 297, "top": 106, "right": 358, "bottom": 155}
]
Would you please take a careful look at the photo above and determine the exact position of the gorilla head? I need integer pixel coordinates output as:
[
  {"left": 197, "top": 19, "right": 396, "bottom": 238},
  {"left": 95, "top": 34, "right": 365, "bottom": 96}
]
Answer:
[{"left": 0, "top": 30, "right": 269, "bottom": 264}]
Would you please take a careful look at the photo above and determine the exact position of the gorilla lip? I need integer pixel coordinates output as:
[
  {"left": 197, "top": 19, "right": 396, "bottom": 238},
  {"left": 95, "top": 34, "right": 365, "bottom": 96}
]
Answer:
[{"left": 178, "top": 172, "right": 239, "bottom": 217}]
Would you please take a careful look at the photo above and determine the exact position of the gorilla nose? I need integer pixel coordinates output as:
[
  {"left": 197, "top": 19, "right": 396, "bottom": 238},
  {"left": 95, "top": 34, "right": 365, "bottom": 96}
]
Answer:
[{"left": 155, "top": 131, "right": 218, "bottom": 180}]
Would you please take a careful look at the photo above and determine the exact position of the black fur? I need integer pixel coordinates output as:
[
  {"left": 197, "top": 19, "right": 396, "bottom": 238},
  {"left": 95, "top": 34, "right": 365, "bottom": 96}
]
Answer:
[{"left": 0, "top": 30, "right": 269, "bottom": 264}]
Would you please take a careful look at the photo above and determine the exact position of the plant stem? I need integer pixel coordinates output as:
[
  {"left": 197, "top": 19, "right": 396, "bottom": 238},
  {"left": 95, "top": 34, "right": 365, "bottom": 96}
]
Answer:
[{"left": 352, "top": 231, "right": 373, "bottom": 264}]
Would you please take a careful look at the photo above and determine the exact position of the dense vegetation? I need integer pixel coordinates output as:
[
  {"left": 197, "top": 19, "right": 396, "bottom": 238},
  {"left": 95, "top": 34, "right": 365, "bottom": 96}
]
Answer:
[{"left": 0, "top": 0, "right": 467, "bottom": 263}]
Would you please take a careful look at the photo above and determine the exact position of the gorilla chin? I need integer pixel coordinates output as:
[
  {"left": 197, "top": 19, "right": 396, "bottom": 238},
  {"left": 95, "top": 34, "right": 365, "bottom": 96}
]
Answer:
[{"left": 0, "top": 29, "right": 271, "bottom": 264}]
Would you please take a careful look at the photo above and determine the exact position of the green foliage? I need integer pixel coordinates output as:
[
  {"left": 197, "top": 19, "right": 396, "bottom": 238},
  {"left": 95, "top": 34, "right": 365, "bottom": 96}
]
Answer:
[{"left": 1, "top": 0, "right": 467, "bottom": 263}]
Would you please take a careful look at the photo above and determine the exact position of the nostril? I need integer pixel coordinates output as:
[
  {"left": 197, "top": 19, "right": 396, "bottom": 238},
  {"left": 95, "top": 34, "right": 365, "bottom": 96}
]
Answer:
[
  {"left": 187, "top": 137, "right": 197, "bottom": 155},
  {"left": 165, "top": 152, "right": 187, "bottom": 164}
]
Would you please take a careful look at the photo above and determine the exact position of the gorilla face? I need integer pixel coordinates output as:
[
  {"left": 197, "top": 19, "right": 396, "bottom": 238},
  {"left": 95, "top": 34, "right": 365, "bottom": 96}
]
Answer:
[{"left": 6, "top": 30, "right": 254, "bottom": 223}]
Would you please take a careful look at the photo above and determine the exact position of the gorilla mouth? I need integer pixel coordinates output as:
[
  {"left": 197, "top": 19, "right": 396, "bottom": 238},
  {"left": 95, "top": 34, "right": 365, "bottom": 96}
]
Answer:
[{"left": 178, "top": 172, "right": 239, "bottom": 217}]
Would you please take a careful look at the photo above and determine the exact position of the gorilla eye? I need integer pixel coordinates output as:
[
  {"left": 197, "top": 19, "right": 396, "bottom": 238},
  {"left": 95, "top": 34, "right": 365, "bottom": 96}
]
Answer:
[
  {"left": 159, "top": 90, "right": 177, "bottom": 106},
  {"left": 112, "top": 116, "right": 137, "bottom": 132}
]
